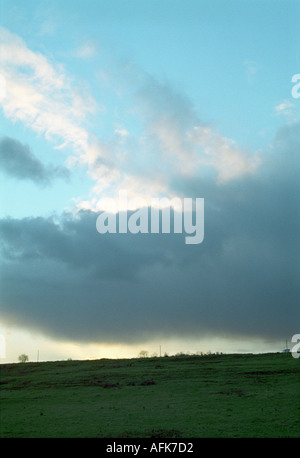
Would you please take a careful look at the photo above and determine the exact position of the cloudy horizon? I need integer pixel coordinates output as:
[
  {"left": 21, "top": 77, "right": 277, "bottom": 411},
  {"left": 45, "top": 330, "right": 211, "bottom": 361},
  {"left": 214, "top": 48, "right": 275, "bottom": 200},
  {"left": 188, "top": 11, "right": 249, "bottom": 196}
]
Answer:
[{"left": 0, "top": 0, "right": 299, "bottom": 363}]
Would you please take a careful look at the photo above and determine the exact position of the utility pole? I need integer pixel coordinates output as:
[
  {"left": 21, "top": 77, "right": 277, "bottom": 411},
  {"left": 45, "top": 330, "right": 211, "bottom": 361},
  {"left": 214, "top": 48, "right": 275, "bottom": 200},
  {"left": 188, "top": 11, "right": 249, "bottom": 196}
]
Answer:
[
  {"left": 37, "top": 349, "right": 39, "bottom": 363},
  {"left": 159, "top": 345, "right": 161, "bottom": 357}
]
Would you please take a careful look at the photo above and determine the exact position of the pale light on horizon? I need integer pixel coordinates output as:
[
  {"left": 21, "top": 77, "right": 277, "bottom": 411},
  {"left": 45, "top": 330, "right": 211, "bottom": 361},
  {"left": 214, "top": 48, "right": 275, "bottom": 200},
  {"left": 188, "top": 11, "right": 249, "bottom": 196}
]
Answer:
[{"left": 0, "top": 321, "right": 288, "bottom": 364}]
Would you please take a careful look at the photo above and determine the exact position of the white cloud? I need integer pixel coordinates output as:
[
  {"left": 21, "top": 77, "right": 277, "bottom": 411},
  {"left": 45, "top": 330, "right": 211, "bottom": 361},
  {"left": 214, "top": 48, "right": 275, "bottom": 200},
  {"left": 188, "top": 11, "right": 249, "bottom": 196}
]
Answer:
[
  {"left": 188, "top": 126, "right": 261, "bottom": 183},
  {"left": 131, "top": 72, "right": 262, "bottom": 184},
  {"left": 275, "top": 100, "right": 294, "bottom": 113},
  {"left": 0, "top": 27, "right": 97, "bottom": 157},
  {"left": 115, "top": 127, "right": 129, "bottom": 137},
  {"left": 75, "top": 40, "right": 97, "bottom": 58},
  {"left": 0, "top": 27, "right": 121, "bottom": 199},
  {"left": 275, "top": 99, "right": 298, "bottom": 123}
]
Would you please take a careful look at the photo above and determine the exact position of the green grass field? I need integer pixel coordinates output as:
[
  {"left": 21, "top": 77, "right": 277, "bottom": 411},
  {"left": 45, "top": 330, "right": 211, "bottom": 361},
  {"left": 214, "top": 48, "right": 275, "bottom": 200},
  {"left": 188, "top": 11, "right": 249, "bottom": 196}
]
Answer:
[{"left": 0, "top": 352, "right": 299, "bottom": 438}]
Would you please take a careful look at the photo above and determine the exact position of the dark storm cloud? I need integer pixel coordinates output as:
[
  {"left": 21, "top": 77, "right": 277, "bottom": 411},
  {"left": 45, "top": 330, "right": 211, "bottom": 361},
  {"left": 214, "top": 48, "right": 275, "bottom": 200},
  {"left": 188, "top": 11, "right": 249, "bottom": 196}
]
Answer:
[
  {"left": 0, "top": 124, "right": 299, "bottom": 344},
  {"left": 0, "top": 137, "right": 70, "bottom": 185}
]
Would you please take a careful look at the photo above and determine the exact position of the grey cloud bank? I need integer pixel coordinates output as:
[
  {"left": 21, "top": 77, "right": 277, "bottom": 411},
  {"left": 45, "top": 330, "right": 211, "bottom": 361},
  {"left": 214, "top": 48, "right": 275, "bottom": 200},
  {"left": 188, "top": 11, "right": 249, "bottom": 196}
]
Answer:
[
  {"left": 0, "top": 123, "right": 299, "bottom": 345},
  {"left": 0, "top": 136, "right": 70, "bottom": 185}
]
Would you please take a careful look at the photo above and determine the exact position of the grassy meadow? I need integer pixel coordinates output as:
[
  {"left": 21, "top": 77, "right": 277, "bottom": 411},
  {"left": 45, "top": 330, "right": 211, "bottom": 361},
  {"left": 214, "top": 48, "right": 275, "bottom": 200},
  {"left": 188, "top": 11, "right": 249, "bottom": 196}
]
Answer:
[{"left": 0, "top": 352, "right": 299, "bottom": 438}]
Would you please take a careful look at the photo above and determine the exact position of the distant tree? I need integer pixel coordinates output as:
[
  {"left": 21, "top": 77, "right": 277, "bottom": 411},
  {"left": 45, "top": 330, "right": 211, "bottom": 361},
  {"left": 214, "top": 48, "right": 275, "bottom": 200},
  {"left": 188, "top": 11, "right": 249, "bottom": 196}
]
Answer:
[
  {"left": 18, "top": 354, "right": 29, "bottom": 363},
  {"left": 138, "top": 350, "right": 149, "bottom": 358}
]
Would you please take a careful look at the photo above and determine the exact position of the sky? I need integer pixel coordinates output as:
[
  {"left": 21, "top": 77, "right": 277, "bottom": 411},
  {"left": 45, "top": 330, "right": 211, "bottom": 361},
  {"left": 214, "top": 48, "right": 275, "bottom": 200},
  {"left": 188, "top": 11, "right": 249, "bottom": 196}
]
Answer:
[{"left": 0, "top": 0, "right": 299, "bottom": 363}]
